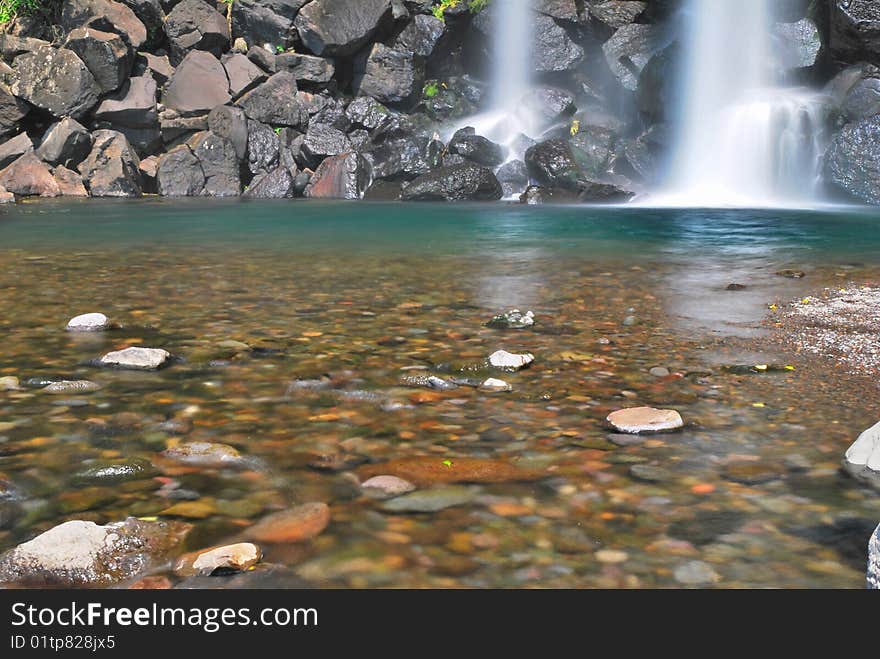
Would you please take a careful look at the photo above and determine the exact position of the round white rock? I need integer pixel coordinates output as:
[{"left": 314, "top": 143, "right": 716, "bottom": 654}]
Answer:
[{"left": 66, "top": 313, "right": 110, "bottom": 332}]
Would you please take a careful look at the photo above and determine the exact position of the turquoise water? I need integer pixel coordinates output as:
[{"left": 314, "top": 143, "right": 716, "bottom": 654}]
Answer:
[{"left": 1, "top": 200, "right": 878, "bottom": 262}]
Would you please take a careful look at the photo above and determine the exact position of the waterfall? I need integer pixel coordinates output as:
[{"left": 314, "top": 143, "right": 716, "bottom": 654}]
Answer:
[
  {"left": 453, "top": 0, "right": 534, "bottom": 150},
  {"left": 657, "top": 0, "right": 829, "bottom": 207}
]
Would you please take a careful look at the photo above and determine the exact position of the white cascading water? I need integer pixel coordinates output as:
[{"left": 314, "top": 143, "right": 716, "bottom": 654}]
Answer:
[
  {"left": 454, "top": 0, "right": 534, "bottom": 150},
  {"left": 656, "top": 0, "right": 828, "bottom": 207}
]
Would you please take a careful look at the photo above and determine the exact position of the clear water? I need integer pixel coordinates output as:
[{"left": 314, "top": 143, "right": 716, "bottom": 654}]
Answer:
[{"left": 1, "top": 200, "right": 879, "bottom": 589}]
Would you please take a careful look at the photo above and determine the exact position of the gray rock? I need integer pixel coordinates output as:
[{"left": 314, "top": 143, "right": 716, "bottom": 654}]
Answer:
[
  {"left": 869, "top": 522, "right": 879, "bottom": 589},
  {"left": 361, "top": 475, "right": 416, "bottom": 498},
  {"left": 400, "top": 163, "right": 503, "bottom": 201},
  {"left": 346, "top": 96, "right": 393, "bottom": 130},
  {"left": 36, "top": 118, "right": 93, "bottom": 169},
  {"left": 301, "top": 123, "right": 352, "bottom": 169},
  {"left": 192, "top": 131, "right": 240, "bottom": 196},
  {"left": 99, "top": 346, "right": 170, "bottom": 369},
  {"left": 78, "top": 130, "right": 142, "bottom": 197},
  {"left": 525, "top": 139, "right": 582, "bottom": 191},
  {"left": 392, "top": 13, "right": 444, "bottom": 57},
  {"left": 54, "top": 165, "right": 89, "bottom": 197},
  {"left": 43, "top": 380, "right": 102, "bottom": 394},
  {"left": 363, "top": 131, "right": 433, "bottom": 181},
  {"left": 486, "top": 309, "right": 535, "bottom": 330},
  {"left": 119, "top": 0, "right": 165, "bottom": 47},
  {"left": 11, "top": 45, "right": 100, "bottom": 119},
  {"left": 589, "top": 1, "right": 646, "bottom": 28},
  {"left": 222, "top": 53, "right": 267, "bottom": 100},
  {"left": 522, "top": 87, "right": 576, "bottom": 124},
  {"left": 162, "top": 50, "right": 231, "bottom": 116},
  {"left": 0, "top": 84, "right": 28, "bottom": 141},
  {"left": 495, "top": 160, "right": 529, "bottom": 198},
  {"left": 830, "top": 0, "right": 880, "bottom": 64},
  {"left": 164, "top": 0, "right": 229, "bottom": 60},
  {"left": 244, "top": 120, "right": 279, "bottom": 176},
  {"left": 208, "top": 105, "right": 249, "bottom": 161},
  {"left": 162, "top": 441, "right": 246, "bottom": 467},
  {"left": 295, "top": 0, "right": 392, "bottom": 57},
  {"left": 488, "top": 349, "right": 535, "bottom": 371},
  {"left": 94, "top": 75, "right": 158, "bottom": 129},
  {"left": 825, "top": 116, "right": 880, "bottom": 205},
  {"left": 237, "top": 71, "right": 308, "bottom": 128},
  {"left": 603, "top": 23, "right": 665, "bottom": 91},
  {"left": 774, "top": 18, "right": 821, "bottom": 71},
  {"left": 380, "top": 486, "right": 477, "bottom": 513},
  {"left": 354, "top": 43, "right": 424, "bottom": 107},
  {"left": 65, "top": 26, "right": 132, "bottom": 93},
  {"left": 0, "top": 518, "right": 189, "bottom": 587},
  {"left": 137, "top": 51, "right": 174, "bottom": 85},
  {"left": 157, "top": 144, "right": 204, "bottom": 195},
  {"left": 74, "top": 458, "right": 156, "bottom": 484},
  {"left": 674, "top": 560, "right": 720, "bottom": 586},
  {"left": 232, "top": 0, "right": 308, "bottom": 49},
  {"left": 842, "top": 77, "right": 880, "bottom": 122},
  {"left": 244, "top": 166, "right": 296, "bottom": 198},
  {"left": 275, "top": 52, "right": 335, "bottom": 84},
  {"left": 0, "top": 133, "right": 33, "bottom": 170},
  {"left": 61, "top": 0, "right": 148, "bottom": 51},
  {"left": 532, "top": 13, "right": 584, "bottom": 72}
]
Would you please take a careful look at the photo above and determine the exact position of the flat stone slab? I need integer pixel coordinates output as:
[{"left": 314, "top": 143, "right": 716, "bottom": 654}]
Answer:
[
  {"left": 488, "top": 350, "right": 535, "bottom": 371},
  {"left": 606, "top": 406, "right": 684, "bottom": 434},
  {"left": 99, "top": 347, "right": 170, "bottom": 370},
  {"left": 66, "top": 312, "right": 110, "bottom": 331},
  {"left": 43, "top": 380, "right": 101, "bottom": 394}
]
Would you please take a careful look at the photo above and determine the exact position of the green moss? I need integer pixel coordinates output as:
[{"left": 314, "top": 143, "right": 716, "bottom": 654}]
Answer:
[
  {"left": 432, "top": 0, "right": 489, "bottom": 22},
  {"left": 0, "top": 0, "right": 50, "bottom": 24},
  {"left": 423, "top": 81, "right": 440, "bottom": 98}
]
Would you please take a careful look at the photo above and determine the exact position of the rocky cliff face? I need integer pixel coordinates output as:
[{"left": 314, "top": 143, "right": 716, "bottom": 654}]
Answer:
[{"left": 0, "top": 0, "right": 877, "bottom": 204}]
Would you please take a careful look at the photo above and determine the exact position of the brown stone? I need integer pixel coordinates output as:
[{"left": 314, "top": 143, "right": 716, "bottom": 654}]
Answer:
[
  {"left": 53, "top": 165, "right": 88, "bottom": 196},
  {"left": 357, "top": 456, "right": 544, "bottom": 487},
  {"left": 606, "top": 406, "right": 684, "bottom": 434},
  {"left": 247, "top": 502, "right": 330, "bottom": 543},
  {"left": 0, "top": 152, "right": 61, "bottom": 197},
  {"left": 174, "top": 542, "right": 261, "bottom": 576}
]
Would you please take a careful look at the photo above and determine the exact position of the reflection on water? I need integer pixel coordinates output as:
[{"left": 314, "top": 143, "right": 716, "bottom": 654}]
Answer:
[{"left": 0, "top": 200, "right": 879, "bottom": 588}]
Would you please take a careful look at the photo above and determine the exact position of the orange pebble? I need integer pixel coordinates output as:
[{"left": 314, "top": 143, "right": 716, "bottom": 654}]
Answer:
[{"left": 691, "top": 483, "right": 715, "bottom": 495}]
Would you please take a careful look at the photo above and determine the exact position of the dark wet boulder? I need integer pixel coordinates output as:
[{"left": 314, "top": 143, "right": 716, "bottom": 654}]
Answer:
[
  {"left": 162, "top": 50, "right": 231, "bottom": 116},
  {"left": 208, "top": 105, "right": 249, "bottom": 160},
  {"left": 422, "top": 75, "right": 484, "bottom": 122},
  {"left": 65, "top": 27, "right": 132, "bottom": 94},
  {"left": 824, "top": 116, "right": 880, "bottom": 205},
  {"left": 774, "top": 18, "right": 821, "bottom": 73},
  {"left": 157, "top": 143, "right": 205, "bottom": 195},
  {"left": 305, "top": 151, "right": 372, "bottom": 199},
  {"left": 354, "top": 43, "right": 424, "bottom": 108},
  {"left": 363, "top": 130, "right": 434, "bottom": 181},
  {"left": 0, "top": 133, "right": 33, "bottom": 169},
  {"left": 346, "top": 95, "right": 393, "bottom": 130},
  {"left": 310, "top": 96, "right": 351, "bottom": 131},
  {"left": 237, "top": 71, "right": 308, "bottom": 128},
  {"left": 36, "top": 118, "right": 94, "bottom": 169},
  {"left": 246, "top": 119, "right": 281, "bottom": 175},
  {"left": 300, "top": 123, "right": 352, "bottom": 169},
  {"left": 79, "top": 129, "right": 142, "bottom": 197},
  {"left": 830, "top": 0, "right": 880, "bottom": 64},
  {"left": 222, "top": 53, "right": 267, "bottom": 99},
  {"left": 842, "top": 77, "right": 880, "bottom": 122},
  {"left": 164, "top": 0, "right": 229, "bottom": 61},
  {"left": 244, "top": 165, "right": 296, "bottom": 198},
  {"left": 448, "top": 127, "right": 505, "bottom": 167},
  {"left": 138, "top": 154, "right": 158, "bottom": 192},
  {"left": 392, "top": 14, "right": 444, "bottom": 57},
  {"left": 192, "top": 131, "right": 240, "bottom": 196},
  {"left": 53, "top": 165, "right": 89, "bottom": 196},
  {"left": 275, "top": 52, "right": 336, "bottom": 84},
  {"left": 531, "top": 13, "right": 584, "bottom": 72},
  {"left": 589, "top": 1, "right": 646, "bottom": 29},
  {"left": 0, "top": 33, "right": 51, "bottom": 58},
  {"left": 94, "top": 76, "right": 161, "bottom": 155},
  {"left": 576, "top": 178, "right": 635, "bottom": 202},
  {"left": 570, "top": 127, "right": 617, "bottom": 177},
  {"left": 603, "top": 23, "right": 665, "bottom": 91},
  {"left": 525, "top": 139, "right": 582, "bottom": 191},
  {"left": 400, "top": 163, "right": 503, "bottom": 201},
  {"left": 11, "top": 46, "right": 100, "bottom": 119},
  {"left": 496, "top": 159, "right": 529, "bottom": 198},
  {"left": 0, "top": 152, "right": 62, "bottom": 197},
  {"left": 534, "top": 0, "right": 581, "bottom": 22},
  {"left": 61, "top": 0, "right": 148, "bottom": 50},
  {"left": 0, "top": 518, "right": 189, "bottom": 587},
  {"left": 232, "top": 0, "right": 308, "bottom": 49},
  {"left": 295, "top": 0, "right": 392, "bottom": 57},
  {"left": 159, "top": 109, "right": 209, "bottom": 146},
  {"left": 0, "top": 85, "right": 28, "bottom": 141}
]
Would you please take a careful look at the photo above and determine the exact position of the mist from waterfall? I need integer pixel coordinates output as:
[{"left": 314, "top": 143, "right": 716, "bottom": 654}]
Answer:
[{"left": 656, "top": 0, "right": 829, "bottom": 207}]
